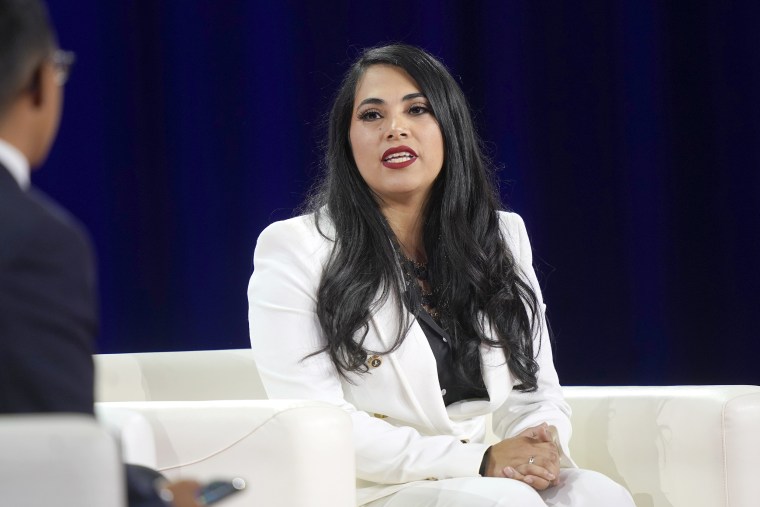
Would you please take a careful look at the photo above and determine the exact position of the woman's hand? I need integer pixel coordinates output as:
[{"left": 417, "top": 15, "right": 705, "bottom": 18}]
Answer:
[{"left": 484, "top": 423, "right": 560, "bottom": 490}]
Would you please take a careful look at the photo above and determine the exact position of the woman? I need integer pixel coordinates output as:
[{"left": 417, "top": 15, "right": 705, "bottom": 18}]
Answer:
[{"left": 248, "top": 44, "right": 634, "bottom": 506}]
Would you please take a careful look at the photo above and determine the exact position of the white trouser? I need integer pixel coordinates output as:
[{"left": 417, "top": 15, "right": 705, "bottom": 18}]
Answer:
[{"left": 364, "top": 468, "right": 635, "bottom": 507}]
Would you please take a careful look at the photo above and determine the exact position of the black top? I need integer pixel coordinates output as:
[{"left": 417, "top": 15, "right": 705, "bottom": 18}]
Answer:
[{"left": 400, "top": 258, "right": 489, "bottom": 406}]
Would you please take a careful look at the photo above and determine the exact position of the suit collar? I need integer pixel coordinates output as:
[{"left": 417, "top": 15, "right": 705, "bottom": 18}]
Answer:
[{"left": 0, "top": 138, "right": 30, "bottom": 190}]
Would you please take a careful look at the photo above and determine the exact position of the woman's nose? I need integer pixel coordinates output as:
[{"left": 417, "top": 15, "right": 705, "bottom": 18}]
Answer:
[{"left": 385, "top": 115, "right": 409, "bottom": 139}]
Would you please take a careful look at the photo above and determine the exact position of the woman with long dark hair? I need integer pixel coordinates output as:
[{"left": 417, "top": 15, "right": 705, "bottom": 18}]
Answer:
[{"left": 248, "top": 44, "right": 634, "bottom": 506}]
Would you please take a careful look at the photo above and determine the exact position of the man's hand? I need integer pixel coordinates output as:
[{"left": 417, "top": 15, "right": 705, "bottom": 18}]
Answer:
[{"left": 157, "top": 480, "right": 203, "bottom": 507}]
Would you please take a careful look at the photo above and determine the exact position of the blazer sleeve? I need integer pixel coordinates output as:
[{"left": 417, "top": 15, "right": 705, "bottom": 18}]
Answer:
[
  {"left": 248, "top": 218, "right": 490, "bottom": 484},
  {"left": 491, "top": 212, "right": 576, "bottom": 467}
]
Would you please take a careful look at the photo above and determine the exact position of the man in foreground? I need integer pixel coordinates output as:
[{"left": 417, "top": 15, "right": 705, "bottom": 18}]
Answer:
[{"left": 0, "top": 1, "right": 200, "bottom": 505}]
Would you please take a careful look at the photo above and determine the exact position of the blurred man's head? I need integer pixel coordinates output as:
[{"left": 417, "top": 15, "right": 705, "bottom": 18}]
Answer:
[{"left": 0, "top": 0, "right": 69, "bottom": 167}]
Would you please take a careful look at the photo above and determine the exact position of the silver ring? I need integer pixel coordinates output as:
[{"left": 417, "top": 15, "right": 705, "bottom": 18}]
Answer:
[{"left": 528, "top": 456, "right": 535, "bottom": 465}]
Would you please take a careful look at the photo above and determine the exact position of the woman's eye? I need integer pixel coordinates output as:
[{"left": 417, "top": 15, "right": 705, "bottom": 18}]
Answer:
[
  {"left": 358, "top": 109, "right": 382, "bottom": 121},
  {"left": 409, "top": 104, "right": 431, "bottom": 115}
]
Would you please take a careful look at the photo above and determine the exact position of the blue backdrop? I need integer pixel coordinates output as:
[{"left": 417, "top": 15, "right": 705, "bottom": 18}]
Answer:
[{"left": 38, "top": 1, "right": 759, "bottom": 386}]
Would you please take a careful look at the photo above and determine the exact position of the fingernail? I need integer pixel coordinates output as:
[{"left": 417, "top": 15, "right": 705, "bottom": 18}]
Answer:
[
  {"left": 525, "top": 476, "right": 534, "bottom": 484},
  {"left": 503, "top": 467, "right": 515, "bottom": 478},
  {"left": 547, "top": 473, "right": 556, "bottom": 480}
]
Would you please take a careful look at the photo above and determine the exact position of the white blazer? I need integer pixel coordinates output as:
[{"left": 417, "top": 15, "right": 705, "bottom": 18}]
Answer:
[{"left": 248, "top": 211, "right": 575, "bottom": 505}]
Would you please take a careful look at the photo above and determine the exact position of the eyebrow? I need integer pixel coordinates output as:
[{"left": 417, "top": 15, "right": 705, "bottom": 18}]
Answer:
[{"left": 357, "top": 92, "right": 427, "bottom": 108}]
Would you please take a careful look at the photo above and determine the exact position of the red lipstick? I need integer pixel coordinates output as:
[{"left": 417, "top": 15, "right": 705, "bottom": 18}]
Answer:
[{"left": 381, "top": 146, "right": 418, "bottom": 169}]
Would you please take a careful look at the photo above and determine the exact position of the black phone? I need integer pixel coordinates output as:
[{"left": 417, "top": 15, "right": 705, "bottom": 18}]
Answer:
[{"left": 196, "top": 478, "right": 246, "bottom": 505}]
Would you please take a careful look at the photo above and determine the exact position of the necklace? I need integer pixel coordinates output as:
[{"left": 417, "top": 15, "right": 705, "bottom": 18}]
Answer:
[
  {"left": 409, "top": 258, "right": 428, "bottom": 280},
  {"left": 391, "top": 236, "right": 441, "bottom": 320},
  {"left": 402, "top": 257, "right": 440, "bottom": 320}
]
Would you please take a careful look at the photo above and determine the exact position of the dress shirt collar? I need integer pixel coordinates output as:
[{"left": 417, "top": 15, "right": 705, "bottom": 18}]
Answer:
[{"left": 0, "top": 138, "right": 30, "bottom": 190}]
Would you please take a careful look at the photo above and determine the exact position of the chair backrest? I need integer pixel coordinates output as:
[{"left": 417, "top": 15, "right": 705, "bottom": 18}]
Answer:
[
  {"left": 95, "top": 348, "right": 265, "bottom": 402},
  {"left": 563, "top": 385, "right": 760, "bottom": 507},
  {"left": 0, "top": 414, "right": 125, "bottom": 507}
]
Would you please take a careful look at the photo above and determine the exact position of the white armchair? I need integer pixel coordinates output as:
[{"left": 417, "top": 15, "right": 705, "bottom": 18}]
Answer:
[
  {"left": 0, "top": 414, "right": 126, "bottom": 507},
  {"left": 95, "top": 349, "right": 760, "bottom": 507},
  {"left": 95, "top": 349, "right": 355, "bottom": 507},
  {"left": 564, "top": 385, "right": 760, "bottom": 507}
]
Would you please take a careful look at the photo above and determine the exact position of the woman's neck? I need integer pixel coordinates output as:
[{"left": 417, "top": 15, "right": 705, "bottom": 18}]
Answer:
[{"left": 381, "top": 203, "right": 426, "bottom": 262}]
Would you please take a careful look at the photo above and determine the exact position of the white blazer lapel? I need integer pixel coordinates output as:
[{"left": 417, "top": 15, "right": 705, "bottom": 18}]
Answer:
[{"left": 367, "top": 297, "right": 456, "bottom": 434}]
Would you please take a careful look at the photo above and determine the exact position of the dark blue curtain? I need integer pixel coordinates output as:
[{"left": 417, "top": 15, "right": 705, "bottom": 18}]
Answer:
[{"left": 38, "top": 1, "right": 759, "bottom": 386}]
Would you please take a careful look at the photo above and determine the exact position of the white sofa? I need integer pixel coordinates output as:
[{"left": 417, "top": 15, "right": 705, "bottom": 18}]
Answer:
[
  {"left": 95, "top": 349, "right": 760, "bottom": 507},
  {"left": 95, "top": 349, "right": 355, "bottom": 507}
]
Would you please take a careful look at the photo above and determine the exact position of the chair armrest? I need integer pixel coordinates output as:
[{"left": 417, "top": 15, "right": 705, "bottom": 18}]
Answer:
[
  {"left": 96, "top": 404, "right": 158, "bottom": 468},
  {"left": 564, "top": 385, "right": 760, "bottom": 507},
  {"left": 0, "top": 414, "right": 125, "bottom": 507},
  {"left": 97, "top": 399, "right": 355, "bottom": 507}
]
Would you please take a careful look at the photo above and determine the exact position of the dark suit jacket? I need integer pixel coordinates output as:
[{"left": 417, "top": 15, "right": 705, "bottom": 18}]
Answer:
[
  {"left": 0, "top": 163, "right": 167, "bottom": 507},
  {"left": 0, "top": 163, "right": 97, "bottom": 414}
]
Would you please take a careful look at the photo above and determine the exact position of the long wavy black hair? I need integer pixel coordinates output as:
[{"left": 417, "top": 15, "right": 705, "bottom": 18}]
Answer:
[{"left": 307, "top": 44, "right": 541, "bottom": 391}]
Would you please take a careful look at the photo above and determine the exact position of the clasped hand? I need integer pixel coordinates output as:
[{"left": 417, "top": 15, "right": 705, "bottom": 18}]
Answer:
[{"left": 484, "top": 422, "right": 561, "bottom": 490}]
